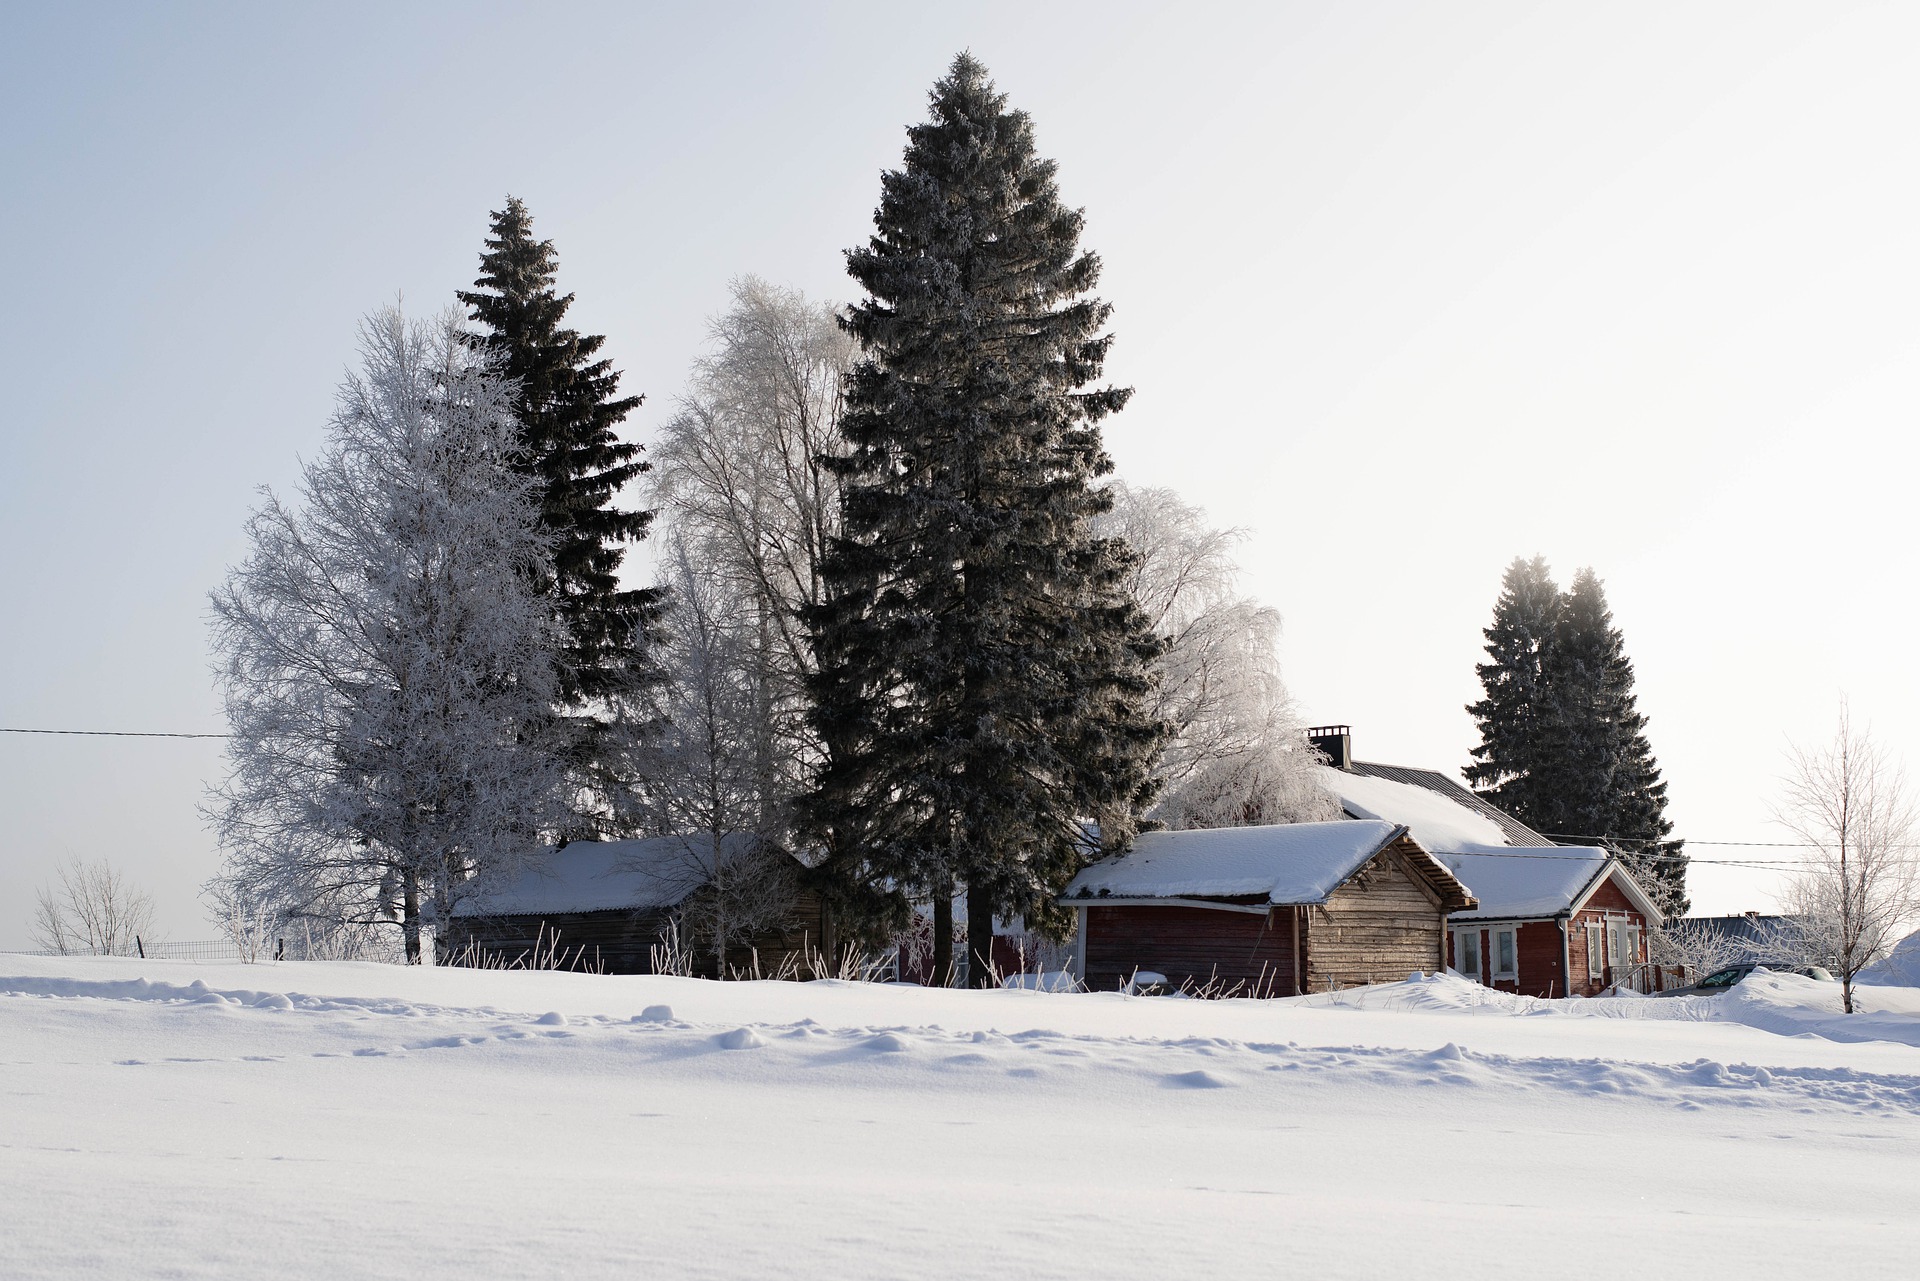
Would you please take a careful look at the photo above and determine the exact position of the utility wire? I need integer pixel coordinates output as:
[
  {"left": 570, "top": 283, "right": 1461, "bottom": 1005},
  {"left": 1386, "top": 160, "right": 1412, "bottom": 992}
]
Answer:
[
  {"left": 0, "top": 727, "right": 231, "bottom": 739},
  {"left": 0, "top": 727, "right": 1905, "bottom": 867}
]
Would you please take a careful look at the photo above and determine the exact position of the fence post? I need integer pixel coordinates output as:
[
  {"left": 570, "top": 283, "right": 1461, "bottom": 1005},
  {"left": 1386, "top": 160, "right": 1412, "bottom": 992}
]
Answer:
[{"left": 136, "top": 935, "right": 145, "bottom": 959}]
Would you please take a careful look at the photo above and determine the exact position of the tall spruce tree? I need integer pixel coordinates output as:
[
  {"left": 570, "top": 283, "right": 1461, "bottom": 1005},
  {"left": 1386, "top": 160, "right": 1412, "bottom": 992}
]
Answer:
[
  {"left": 801, "top": 54, "right": 1164, "bottom": 987},
  {"left": 1535, "top": 569, "right": 1687, "bottom": 914},
  {"left": 459, "top": 197, "right": 662, "bottom": 705},
  {"left": 1465, "top": 560, "right": 1688, "bottom": 914},
  {"left": 459, "top": 198, "right": 664, "bottom": 825},
  {"left": 1464, "top": 556, "right": 1563, "bottom": 822}
]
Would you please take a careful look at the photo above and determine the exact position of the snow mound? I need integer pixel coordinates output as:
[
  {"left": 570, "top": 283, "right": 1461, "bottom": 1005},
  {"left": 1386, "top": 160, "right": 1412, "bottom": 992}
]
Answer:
[
  {"left": 1164, "top": 1069, "right": 1235, "bottom": 1088},
  {"left": 716, "top": 1027, "right": 766, "bottom": 1050},
  {"left": 1861, "top": 929, "right": 1920, "bottom": 986}
]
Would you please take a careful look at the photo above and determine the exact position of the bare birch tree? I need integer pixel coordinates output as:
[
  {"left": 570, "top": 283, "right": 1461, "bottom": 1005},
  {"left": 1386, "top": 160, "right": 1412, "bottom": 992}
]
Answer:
[
  {"left": 1096, "top": 481, "right": 1333, "bottom": 829},
  {"left": 649, "top": 277, "right": 856, "bottom": 832},
  {"left": 1773, "top": 704, "right": 1919, "bottom": 1012},
  {"left": 32, "top": 857, "right": 157, "bottom": 956},
  {"left": 647, "top": 534, "right": 799, "bottom": 968},
  {"left": 205, "top": 305, "right": 570, "bottom": 962}
]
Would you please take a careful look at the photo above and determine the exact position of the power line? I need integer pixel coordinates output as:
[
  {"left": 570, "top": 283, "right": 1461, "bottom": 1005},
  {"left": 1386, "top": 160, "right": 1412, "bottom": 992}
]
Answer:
[
  {"left": 0, "top": 727, "right": 1903, "bottom": 868},
  {"left": 0, "top": 727, "right": 230, "bottom": 739}
]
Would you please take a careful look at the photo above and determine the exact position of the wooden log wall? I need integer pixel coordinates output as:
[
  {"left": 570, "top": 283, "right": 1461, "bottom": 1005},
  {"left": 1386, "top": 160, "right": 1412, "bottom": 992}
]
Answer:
[
  {"left": 442, "top": 886, "right": 832, "bottom": 978},
  {"left": 440, "top": 908, "right": 671, "bottom": 974},
  {"left": 1304, "top": 852, "right": 1448, "bottom": 991}
]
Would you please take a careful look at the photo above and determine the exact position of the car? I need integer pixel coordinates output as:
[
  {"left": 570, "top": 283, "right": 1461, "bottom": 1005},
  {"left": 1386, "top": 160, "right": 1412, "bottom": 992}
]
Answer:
[{"left": 1653, "top": 962, "right": 1837, "bottom": 997}]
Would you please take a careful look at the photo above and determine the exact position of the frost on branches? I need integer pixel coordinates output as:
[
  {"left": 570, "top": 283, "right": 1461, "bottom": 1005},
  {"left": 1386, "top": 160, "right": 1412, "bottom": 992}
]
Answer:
[
  {"left": 1774, "top": 705, "right": 1920, "bottom": 1013},
  {"left": 1098, "top": 481, "right": 1333, "bottom": 830},
  {"left": 205, "top": 307, "right": 570, "bottom": 963},
  {"left": 650, "top": 278, "right": 856, "bottom": 838}
]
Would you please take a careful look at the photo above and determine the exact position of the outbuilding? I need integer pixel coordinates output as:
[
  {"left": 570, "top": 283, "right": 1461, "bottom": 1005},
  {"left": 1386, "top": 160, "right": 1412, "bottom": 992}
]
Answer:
[
  {"left": 441, "top": 836, "right": 829, "bottom": 976},
  {"left": 1060, "top": 819, "right": 1476, "bottom": 995}
]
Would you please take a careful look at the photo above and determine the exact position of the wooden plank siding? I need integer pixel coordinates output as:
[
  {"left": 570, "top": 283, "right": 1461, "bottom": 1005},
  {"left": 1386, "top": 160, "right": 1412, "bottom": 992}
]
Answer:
[
  {"left": 1082, "top": 903, "right": 1298, "bottom": 995},
  {"left": 1303, "top": 846, "right": 1448, "bottom": 991}
]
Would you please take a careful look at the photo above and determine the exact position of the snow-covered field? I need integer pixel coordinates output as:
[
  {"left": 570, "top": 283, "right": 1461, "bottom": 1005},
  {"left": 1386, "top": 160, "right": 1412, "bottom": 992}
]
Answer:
[{"left": 4, "top": 957, "right": 1918, "bottom": 1279}]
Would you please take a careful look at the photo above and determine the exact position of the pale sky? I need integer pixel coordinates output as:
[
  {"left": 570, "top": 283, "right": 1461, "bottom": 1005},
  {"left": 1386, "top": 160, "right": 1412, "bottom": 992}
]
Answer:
[{"left": 4, "top": 2, "right": 1917, "bottom": 947}]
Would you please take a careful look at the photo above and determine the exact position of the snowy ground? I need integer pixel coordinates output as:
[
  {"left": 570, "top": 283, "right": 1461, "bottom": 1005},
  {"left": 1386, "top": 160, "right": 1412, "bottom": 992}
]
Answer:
[{"left": 4, "top": 957, "right": 1918, "bottom": 1279}]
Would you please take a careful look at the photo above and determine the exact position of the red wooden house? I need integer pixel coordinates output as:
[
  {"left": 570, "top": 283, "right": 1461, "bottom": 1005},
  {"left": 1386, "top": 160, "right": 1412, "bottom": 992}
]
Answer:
[
  {"left": 1310, "top": 727, "right": 1667, "bottom": 997},
  {"left": 1440, "top": 847, "right": 1665, "bottom": 997}
]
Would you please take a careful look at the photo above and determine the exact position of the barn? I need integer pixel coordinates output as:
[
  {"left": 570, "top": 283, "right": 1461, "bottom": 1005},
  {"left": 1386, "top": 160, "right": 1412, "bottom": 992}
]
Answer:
[
  {"left": 440, "top": 836, "right": 830, "bottom": 976},
  {"left": 1060, "top": 819, "right": 1476, "bottom": 995}
]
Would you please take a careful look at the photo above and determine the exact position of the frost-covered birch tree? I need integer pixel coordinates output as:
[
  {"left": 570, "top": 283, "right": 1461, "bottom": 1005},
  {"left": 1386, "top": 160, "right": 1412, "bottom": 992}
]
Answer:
[
  {"left": 1097, "top": 481, "right": 1333, "bottom": 829},
  {"left": 650, "top": 277, "right": 855, "bottom": 834},
  {"left": 1773, "top": 704, "right": 1919, "bottom": 1013},
  {"left": 646, "top": 534, "right": 800, "bottom": 968},
  {"left": 206, "top": 306, "right": 569, "bottom": 963}
]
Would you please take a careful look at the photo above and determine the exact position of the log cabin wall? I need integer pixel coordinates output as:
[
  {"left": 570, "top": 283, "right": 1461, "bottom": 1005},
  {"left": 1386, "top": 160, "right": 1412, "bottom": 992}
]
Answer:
[
  {"left": 710, "top": 886, "right": 832, "bottom": 977},
  {"left": 1303, "top": 851, "right": 1448, "bottom": 991},
  {"left": 1082, "top": 903, "right": 1298, "bottom": 995},
  {"left": 444, "top": 886, "right": 831, "bottom": 978},
  {"left": 440, "top": 907, "right": 672, "bottom": 974}
]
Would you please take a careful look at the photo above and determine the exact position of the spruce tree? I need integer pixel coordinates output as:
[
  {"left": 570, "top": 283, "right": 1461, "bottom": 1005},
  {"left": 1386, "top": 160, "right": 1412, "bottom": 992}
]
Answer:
[
  {"left": 1535, "top": 569, "right": 1687, "bottom": 914},
  {"left": 800, "top": 54, "right": 1164, "bottom": 987},
  {"left": 459, "top": 197, "right": 663, "bottom": 710},
  {"left": 1464, "top": 556, "right": 1563, "bottom": 823},
  {"left": 1466, "top": 560, "right": 1688, "bottom": 915}
]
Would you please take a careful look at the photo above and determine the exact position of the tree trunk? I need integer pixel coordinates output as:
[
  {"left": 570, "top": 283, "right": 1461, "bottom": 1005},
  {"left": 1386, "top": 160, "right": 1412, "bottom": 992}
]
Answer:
[
  {"left": 966, "top": 883, "right": 996, "bottom": 989},
  {"left": 931, "top": 881, "right": 953, "bottom": 987},
  {"left": 401, "top": 868, "right": 422, "bottom": 965}
]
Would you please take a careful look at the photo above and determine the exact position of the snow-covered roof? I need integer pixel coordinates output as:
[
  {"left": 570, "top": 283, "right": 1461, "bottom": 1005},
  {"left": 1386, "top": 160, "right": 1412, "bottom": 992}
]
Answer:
[
  {"left": 1341, "top": 761, "right": 1552, "bottom": 845},
  {"left": 1319, "top": 766, "right": 1512, "bottom": 853},
  {"left": 450, "top": 836, "right": 760, "bottom": 918},
  {"left": 1314, "top": 764, "right": 1661, "bottom": 923},
  {"left": 1439, "top": 847, "right": 1615, "bottom": 920},
  {"left": 1063, "top": 819, "right": 1413, "bottom": 906}
]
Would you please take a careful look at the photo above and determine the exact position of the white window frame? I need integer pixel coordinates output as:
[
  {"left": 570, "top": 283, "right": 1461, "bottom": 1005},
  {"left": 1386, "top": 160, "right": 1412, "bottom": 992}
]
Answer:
[
  {"left": 1585, "top": 920, "right": 1604, "bottom": 975},
  {"left": 1453, "top": 928, "right": 1483, "bottom": 983},
  {"left": 1491, "top": 926, "right": 1518, "bottom": 982}
]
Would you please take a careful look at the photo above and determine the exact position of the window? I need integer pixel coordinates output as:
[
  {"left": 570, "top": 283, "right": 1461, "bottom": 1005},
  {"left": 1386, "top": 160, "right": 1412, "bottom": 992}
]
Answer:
[
  {"left": 1492, "top": 927, "right": 1517, "bottom": 980},
  {"left": 1586, "top": 921, "right": 1604, "bottom": 975},
  {"left": 1454, "top": 929, "right": 1482, "bottom": 981}
]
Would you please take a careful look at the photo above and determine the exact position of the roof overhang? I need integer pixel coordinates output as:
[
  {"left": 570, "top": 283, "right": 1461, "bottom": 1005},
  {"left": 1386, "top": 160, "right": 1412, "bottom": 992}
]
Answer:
[{"left": 1067, "top": 897, "right": 1274, "bottom": 915}]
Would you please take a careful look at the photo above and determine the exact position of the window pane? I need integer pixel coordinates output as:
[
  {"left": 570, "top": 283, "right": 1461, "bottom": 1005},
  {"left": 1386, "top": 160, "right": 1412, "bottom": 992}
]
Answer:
[{"left": 1496, "top": 929, "right": 1515, "bottom": 974}]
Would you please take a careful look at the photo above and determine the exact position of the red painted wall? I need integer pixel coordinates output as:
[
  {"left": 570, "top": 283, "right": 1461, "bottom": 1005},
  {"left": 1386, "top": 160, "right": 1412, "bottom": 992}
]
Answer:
[{"left": 1083, "top": 904, "right": 1297, "bottom": 995}]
